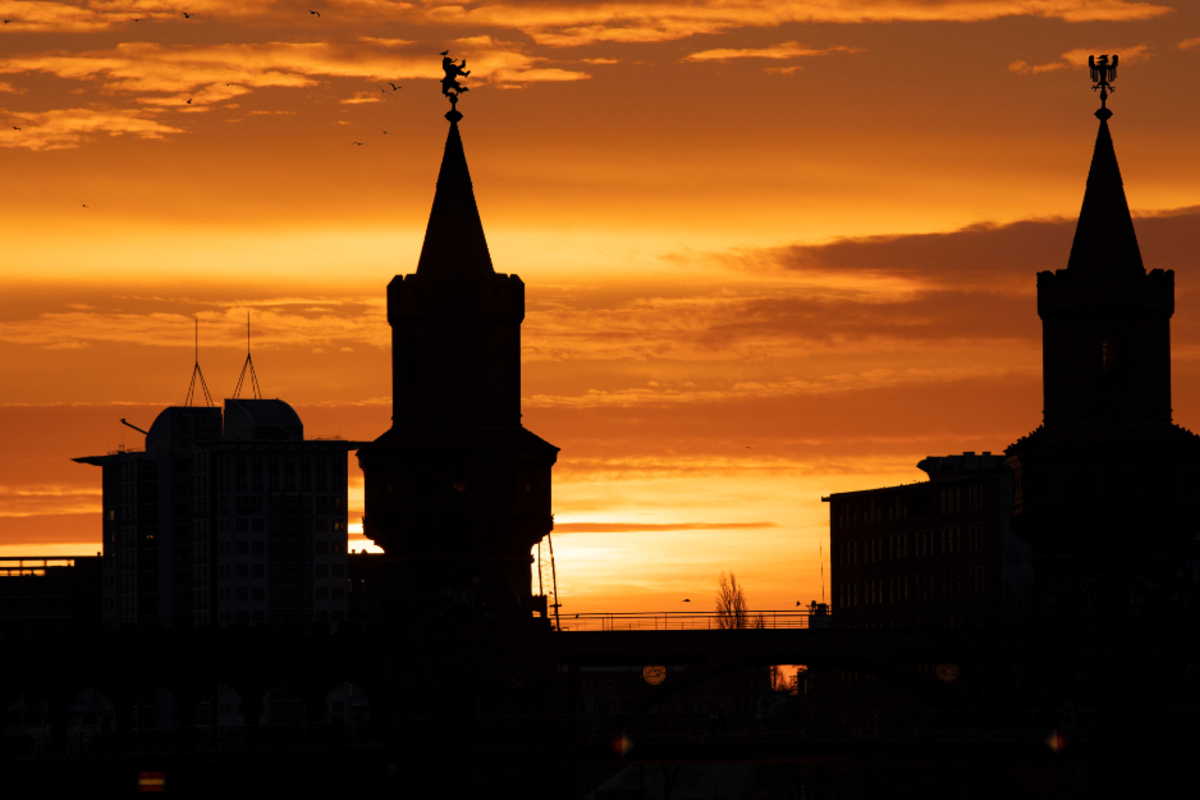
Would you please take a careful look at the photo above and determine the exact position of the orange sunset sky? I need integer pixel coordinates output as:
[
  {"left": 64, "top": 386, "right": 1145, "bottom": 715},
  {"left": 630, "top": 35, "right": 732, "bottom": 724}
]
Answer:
[{"left": 3, "top": 1, "right": 1200, "bottom": 614}]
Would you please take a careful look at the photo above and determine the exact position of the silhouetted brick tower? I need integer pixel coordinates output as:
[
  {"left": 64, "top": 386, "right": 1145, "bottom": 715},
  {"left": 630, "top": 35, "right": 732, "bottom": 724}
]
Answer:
[
  {"left": 357, "top": 108, "right": 559, "bottom": 633},
  {"left": 1006, "top": 94, "right": 1200, "bottom": 619}
]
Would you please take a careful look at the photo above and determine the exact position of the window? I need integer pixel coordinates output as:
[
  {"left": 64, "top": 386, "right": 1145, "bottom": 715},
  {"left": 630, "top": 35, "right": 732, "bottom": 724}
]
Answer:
[{"left": 1102, "top": 338, "right": 1118, "bottom": 377}]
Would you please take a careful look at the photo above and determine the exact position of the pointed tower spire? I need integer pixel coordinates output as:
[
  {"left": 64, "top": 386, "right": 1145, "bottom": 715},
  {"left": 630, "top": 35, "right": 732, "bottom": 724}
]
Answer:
[
  {"left": 1034, "top": 57, "right": 1174, "bottom": 428},
  {"left": 1066, "top": 56, "right": 1143, "bottom": 276},
  {"left": 415, "top": 111, "right": 494, "bottom": 277}
]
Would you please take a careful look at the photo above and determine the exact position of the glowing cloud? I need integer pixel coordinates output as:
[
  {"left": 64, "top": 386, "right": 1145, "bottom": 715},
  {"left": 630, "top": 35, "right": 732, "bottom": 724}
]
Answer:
[
  {"left": 683, "top": 42, "right": 862, "bottom": 62},
  {"left": 1008, "top": 59, "right": 1066, "bottom": 74},
  {"left": 0, "top": 37, "right": 589, "bottom": 142},
  {"left": 1059, "top": 44, "right": 1151, "bottom": 66},
  {"left": 1010, "top": 44, "right": 1150, "bottom": 76},
  {"left": 0, "top": 106, "right": 183, "bottom": 150},
  {"left": 422, "top": 1, "right": 1171, "bottom": 47},
  {"left": 0, "top": 298, "right": 387, "bottom": 350},
  {"left": 0, "top": 484, "right": 101, "bottom": 517}
]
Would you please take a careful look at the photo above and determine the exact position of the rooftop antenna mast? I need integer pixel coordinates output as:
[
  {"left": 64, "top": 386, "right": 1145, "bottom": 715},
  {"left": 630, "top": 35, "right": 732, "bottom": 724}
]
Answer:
[
  {"left": 185, "top": 317, "right": 214, "bottom": 407},
  {"left": 233, "top": 310, "right": 262, "bottom": 400},
  {"left": 820, "top": 542, "right": 826, "bottom": 605},
  {"left": 1088, "top": 53, "right": 1118, "bottom": 118}
]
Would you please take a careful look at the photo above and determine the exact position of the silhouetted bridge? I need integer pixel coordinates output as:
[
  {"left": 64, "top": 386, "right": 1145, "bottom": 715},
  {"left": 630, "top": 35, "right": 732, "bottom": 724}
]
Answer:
[{"left": 5, "top": 620, "right": 1193, "bottom": 796}]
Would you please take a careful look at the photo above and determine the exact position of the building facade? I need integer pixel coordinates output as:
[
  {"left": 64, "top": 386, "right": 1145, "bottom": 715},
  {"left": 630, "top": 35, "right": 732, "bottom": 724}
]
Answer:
[
  {"left": 826, "top": 452, "right": 1031, "bottom": 628},
  {"left": 75, "top": 398, "right": 358, "bottom": 628}
]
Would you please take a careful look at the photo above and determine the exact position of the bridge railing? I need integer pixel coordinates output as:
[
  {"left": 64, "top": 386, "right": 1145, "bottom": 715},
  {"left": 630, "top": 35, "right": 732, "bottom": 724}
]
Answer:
[{"left": 555, "top": 609, "right": 823, "bottom": 632}]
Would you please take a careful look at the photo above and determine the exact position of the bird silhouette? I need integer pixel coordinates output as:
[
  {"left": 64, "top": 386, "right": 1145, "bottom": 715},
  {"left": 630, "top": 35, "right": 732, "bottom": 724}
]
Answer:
[
  {"left": 12, "top": 126, "right": 20, "bottom": 131},
  {"left": 388, "top": 82, "right": 401, "bottom": 91},
  {"left": 351, "top": 141, "right": 363, "bottom": 146},
  {"left": 309, "top": 9, "right": 321, "bottom": 17},
  {"left": 182, "top": 12, "right": 192, "bottom": 18},
  {"left": 683, "top": 598, "right": 691, "bottom": 603},
  {"left": 186, "top": 98, "right": 192, "bottom": 104},
  {"left": 79, "top": 200, "right": 89, "bottom": 208},
  {"left": 380, "top": 129, "right": 389, "bottom": 135},
  {"left": 439, "top": 50, "right": 449, "bottom": 55}
]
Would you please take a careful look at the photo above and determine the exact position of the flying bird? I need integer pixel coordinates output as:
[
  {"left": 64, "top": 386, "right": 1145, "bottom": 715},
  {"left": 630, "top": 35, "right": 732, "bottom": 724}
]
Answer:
[
  {"left": 79, "top": 200, "right": 89, "bottom": 208},
  {"left": 351, "top": 141, "right": 363, "bottom": 146},
  {"left": 182, "top": 12, "right": 192, "bottom": 18},
  {"left": 309, "top": 9, "right": 321, "bottom": 17},
  {"left": 380, "top": 129, "right": 389, "bottom": 135},
  {"left": 388, "top": 82, "right": 401, "bottom": 91},
  {"left": 12, "top": 126, "right": 20, "bottom": 131},
  {"left": 186, "top": 98, "right": 192, "bottom": 104},
  {"left": 440, "top": 50, "right": 449, "bottom": 55},
  {"left": 683, "top": 598, "right": 691, "bottom": 603}
]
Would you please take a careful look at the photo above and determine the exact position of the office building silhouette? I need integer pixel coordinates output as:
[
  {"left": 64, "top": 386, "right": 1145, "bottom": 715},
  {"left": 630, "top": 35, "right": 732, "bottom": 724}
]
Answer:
[
  {"left": 74, "top": 399, "right": 357, "bottom": 628},
  {"left": 825, "top": 452, "right": 1032, "bottom": 628}
]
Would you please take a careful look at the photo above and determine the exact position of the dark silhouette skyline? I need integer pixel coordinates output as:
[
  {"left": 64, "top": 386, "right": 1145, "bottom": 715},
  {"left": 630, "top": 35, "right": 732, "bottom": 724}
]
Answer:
[{"left": 4, "top": 58, "right": 1200, "bottom": 799}]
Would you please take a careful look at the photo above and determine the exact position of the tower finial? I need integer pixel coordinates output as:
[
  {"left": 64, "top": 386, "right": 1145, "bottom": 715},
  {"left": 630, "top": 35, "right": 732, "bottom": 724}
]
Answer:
[
  {"left": 1088, "top": 53, "right": 1118, "bottom": 120},
  {"left": 440, "top": 50, "right": 470, "bottom": 122}
]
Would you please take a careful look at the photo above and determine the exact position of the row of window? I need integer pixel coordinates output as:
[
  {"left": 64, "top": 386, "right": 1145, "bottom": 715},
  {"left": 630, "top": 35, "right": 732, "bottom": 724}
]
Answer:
[
  {"left": 836, "top": 569, "right": 987, "bottom": 607},
  {"left": 836, "top": 525, "right": 985, "bottom": 565},
  {"left": 223, "top": 586, "right": 346, "bottom": 602},
  {"left": 220, "top": 454, "right": 345, "bottom": 494},
  {"left": 217, "top": 586, "right": 345, "bottom": 603},
  {"left": 216, "top": 540, "right": 346, "bottom": 557},
  {"left": 835, "top": 483, "right": 988, "bottom": 527},
  {"left": 217, "top": 563, "right": 344, "bottom": 579}
]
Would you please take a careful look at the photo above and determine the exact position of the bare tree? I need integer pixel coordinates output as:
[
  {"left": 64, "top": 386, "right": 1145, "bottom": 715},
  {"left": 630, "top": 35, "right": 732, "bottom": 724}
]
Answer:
[{"left": 716, "top": 571, "right": 749, "bottom": 629}]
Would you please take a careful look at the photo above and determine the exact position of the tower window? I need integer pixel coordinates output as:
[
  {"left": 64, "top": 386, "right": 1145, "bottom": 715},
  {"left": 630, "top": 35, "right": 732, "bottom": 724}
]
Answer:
[{"left": 1102, "top": 339, "right": 1118, "bottom": 377}]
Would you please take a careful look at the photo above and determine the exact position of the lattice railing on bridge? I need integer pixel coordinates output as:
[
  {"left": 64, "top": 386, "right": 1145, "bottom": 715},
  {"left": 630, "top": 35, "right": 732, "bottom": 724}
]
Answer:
[{"left": 556, "top": 609, "right": 826, "bottom": 632}]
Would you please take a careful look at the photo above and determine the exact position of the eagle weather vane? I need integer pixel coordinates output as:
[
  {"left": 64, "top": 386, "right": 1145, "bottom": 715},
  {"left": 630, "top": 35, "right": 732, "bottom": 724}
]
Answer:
[
  {"left": 440, "top": 51, "right": 471, "bottom": 119},
  {"left": 1088, "top": 53, "right": 1118, "bottom": 118}
]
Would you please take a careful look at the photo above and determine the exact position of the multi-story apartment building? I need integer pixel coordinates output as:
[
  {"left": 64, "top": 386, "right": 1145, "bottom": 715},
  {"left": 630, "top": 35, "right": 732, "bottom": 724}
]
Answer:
[
  {"left": 824, "top": 452, "right": 1032, "bottom": 628},
  {"left": 75, "top": 398, "right": 358, "bottom": 628}
]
